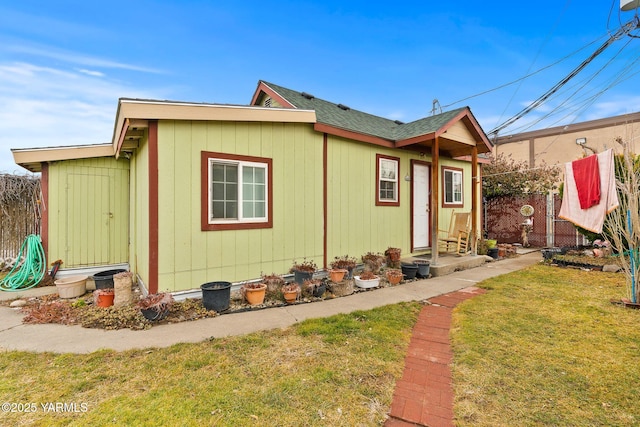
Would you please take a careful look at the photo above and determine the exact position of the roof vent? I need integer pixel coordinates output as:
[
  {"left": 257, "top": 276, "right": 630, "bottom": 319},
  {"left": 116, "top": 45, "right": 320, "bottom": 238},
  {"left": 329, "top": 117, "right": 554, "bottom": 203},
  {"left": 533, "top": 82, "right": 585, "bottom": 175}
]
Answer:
[
  {"left": 264, "top": 97, "right": 272, "bottom": 107},
  {"left": 394, "top": 120, "right": 404, "bottom": 125},
  {"left": 301, "top": 92, "right": 315, "bottom": 100},
  {"left": 337, "top": 103, "right": 350, "bottom": 111}
]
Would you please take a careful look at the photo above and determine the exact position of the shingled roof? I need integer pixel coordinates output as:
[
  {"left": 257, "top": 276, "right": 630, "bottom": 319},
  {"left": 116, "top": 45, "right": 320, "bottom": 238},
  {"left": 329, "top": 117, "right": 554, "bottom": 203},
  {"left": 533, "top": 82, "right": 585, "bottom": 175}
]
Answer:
[{"left": 255, "top": 81, "right": 468, "bottom": 142}]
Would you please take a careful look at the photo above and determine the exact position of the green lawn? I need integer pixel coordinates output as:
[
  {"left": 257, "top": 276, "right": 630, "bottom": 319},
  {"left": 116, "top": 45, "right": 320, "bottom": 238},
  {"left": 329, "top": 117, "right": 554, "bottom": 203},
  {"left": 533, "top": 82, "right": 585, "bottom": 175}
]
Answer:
[
  {"left": 0, "top": 302, "right": 421, "bottom": 426},
  {"left": 452, "top": 264, "right": 640, "bottom": 426}
]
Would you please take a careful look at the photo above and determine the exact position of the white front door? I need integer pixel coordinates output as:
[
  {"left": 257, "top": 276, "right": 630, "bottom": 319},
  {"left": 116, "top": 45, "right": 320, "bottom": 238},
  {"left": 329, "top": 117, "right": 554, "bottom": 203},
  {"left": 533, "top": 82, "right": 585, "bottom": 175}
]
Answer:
[{"left": 412, "top": 162, "right": 430, "bottom": 249}]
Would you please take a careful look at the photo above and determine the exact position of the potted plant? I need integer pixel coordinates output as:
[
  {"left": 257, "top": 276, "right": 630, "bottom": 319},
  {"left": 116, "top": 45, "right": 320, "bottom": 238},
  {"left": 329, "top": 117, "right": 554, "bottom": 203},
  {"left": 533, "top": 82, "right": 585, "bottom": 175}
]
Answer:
[
  {"left": 330, "top": 255, "right": 357, "bottom": 279},
  {"left": 362, "top": 252, "right": 385, "bottom": 274},
  {"left": 413, "top": 260, "right": 431, "bottom": 278},
  {"left": 137, "top": 292, "right": 174, "bottom": 321},
  {"left": 241, "top": 282, "right": 267, "bottom": 305},
  {"left": 401, "top": 262, "right": 419, "bottom": 280},
  {"left": 385, "top": 247, "right": 401, "bottom": 268},
  {"left": 262, "top": 272, "right": 285, "bottom": 293},
  {"left": 201, "top": 281, "right": 232, "bottom": 312},
  {"left": 485, "top": 239, "right": 499, "bottom": 259},
  {"left": 302, "top": 279, "right": 326, "bottom": 298},
  {"left": 328, "top": 268, "right": 347, "bottom": 283},
  {"left": 354, "top": 271, "right": 380, "bottom": 289},
  {"left": 281, "top": 282, "right": 300, "bottom": 304},
  {"left": 290, "top": 258, "right": 317, "bottom": 285},
  {"left": 385, "top": 269, "right": 403, "bottom": 285},
  {"left": 477, "top": 239, "right": 489, "bottom": 256},
  {"left": 93, "top": 288, "right": 115, "bottom": 308}
]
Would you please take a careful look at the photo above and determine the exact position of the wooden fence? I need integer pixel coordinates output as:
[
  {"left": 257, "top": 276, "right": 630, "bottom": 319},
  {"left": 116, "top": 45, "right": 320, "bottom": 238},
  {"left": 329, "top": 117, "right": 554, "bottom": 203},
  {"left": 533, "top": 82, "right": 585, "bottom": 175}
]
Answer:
[
  {"left": 484, "top": 194, "right": 583, "bottom": 248},
  {"left": 0, "top": 175, "right": 41, "bottom": 259}
]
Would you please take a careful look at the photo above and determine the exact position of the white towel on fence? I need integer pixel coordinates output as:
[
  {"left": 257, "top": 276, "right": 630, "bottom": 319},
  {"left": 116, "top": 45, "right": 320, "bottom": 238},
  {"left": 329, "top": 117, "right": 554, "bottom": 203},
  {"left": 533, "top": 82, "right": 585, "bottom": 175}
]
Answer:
[{"left": 558, "top": 148, "right": 619, "bottom": 234}]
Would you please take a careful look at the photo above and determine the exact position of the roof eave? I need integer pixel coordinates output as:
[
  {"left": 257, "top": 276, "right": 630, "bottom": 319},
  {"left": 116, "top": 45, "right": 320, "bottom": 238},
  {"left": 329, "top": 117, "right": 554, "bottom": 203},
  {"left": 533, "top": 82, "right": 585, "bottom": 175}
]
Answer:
[
  {"left": 314, "top": 123, "right": 395, "bottom": 147},
  {"left": 12, "top": 144, "right": 115, "bottom": 173},
  {"left": 112, "top": 98, "right": 317, "bottom": 154}
]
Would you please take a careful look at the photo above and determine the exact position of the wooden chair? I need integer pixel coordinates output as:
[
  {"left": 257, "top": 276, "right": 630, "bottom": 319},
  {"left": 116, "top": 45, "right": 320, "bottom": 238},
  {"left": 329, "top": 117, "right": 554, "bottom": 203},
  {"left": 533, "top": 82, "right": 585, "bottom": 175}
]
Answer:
[{"left": 438, "top": 211, "right": 471, "bottom": 255}]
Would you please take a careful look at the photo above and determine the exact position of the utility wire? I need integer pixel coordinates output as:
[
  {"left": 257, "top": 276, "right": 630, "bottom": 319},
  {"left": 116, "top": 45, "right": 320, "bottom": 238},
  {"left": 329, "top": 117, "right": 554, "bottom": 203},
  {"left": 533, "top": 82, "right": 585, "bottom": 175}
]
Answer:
[
  {"left": 488, "top": 17, "right": 640, "bottom": 137},
  {"left": 505, "top": 36, "right": 635, "bottom": 135},
  {"left": 441, "top": 34, "right": 605, "bottom": 109}
]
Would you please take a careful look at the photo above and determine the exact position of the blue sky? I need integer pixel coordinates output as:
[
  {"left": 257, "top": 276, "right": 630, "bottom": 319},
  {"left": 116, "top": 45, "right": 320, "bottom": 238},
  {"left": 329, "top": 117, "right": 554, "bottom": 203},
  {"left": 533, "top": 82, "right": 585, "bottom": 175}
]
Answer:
[{"left": 2, "top": 0, "right": 640, "bottom": 173}]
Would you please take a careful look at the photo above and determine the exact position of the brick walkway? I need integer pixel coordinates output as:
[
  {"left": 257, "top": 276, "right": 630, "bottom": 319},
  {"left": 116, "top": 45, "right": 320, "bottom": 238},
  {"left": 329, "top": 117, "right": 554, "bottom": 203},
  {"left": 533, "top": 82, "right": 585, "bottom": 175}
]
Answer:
[{"left": 385, "top": 286, "right": 486, "bottom": 427}]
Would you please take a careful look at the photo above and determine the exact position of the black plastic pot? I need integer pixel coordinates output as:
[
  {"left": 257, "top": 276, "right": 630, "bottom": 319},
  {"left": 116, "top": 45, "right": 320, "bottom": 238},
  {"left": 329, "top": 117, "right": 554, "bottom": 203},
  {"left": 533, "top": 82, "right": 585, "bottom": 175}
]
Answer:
[
  {"left": 414, "top": 260, "right": 430, "bottom": 278},
  {"left": 92, "top": 269, "right": 127, "bottom": 289},
  {"left": 488, "top": 248, "right": 499, "bottom": 260},
  {"left": 541, "top": 247, "right": 561, "bottom": 260},
  {"left": 312, "top": 282, "right": 326, "bottom": 298},
  {"left": 140, "top": 307, "right": 169, "bottom": 321},
  {"left": 293, "top": 270, "right": 314, "bottom": 285},
  {"left": 201, "top": 281, "right": 232, "bottom": 312},
  {"left": 401, "top": 263, "right": 419, "bottom": 280}
]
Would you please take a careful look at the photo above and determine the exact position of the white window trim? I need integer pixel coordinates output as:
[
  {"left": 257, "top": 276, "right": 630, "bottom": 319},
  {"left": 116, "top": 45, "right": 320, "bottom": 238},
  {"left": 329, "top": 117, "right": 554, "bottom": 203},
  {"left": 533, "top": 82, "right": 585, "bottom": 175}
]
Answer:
[
  {"left": 208, "top": 158, "right": 269, "bottom": 225},
  {"left": 443, "top": 168, "right": 463, "bottom": 205},
  {"left": 378, "top": 156, "right": 399, "bottom": 204}
]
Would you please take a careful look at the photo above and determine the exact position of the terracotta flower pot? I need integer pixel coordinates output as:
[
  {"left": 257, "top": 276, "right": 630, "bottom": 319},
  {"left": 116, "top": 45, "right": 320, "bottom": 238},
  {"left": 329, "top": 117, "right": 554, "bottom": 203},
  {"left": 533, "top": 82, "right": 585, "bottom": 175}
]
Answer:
[
  {"left": 243, "top": 283, "right": 267, "bottom": 305},
  {"left": 94, "top": 289, "right": 114, "bottom": 308},
  {"left": 386, "top": 270, "right": 403, "bottom": 285},
  {"left": 386, "top": 248, "right": 401, "bottom": 262},
  {"left": 283, "top": 290, "right": 298, "bottom": 304},
  {"left": 329, "top": 269, "right": 347, "bottom": 283}
]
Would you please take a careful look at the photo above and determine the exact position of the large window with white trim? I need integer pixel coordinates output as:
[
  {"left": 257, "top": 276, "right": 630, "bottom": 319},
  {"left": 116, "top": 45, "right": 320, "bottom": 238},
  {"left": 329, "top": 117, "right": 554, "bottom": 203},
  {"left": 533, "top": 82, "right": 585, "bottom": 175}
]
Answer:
[
  {"left": 201, "top": 151, "right": 272, "bottom": 231},
  {"left": 442, "top": 167, "right": 463, "bottom": 207}
]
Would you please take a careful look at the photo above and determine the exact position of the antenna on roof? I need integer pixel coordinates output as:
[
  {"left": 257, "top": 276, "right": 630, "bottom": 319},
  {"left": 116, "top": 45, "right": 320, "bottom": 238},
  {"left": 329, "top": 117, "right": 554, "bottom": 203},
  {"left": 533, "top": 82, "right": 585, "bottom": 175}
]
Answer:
[{"left": 431, "top": 99, "right": 442, "bottom": 115}]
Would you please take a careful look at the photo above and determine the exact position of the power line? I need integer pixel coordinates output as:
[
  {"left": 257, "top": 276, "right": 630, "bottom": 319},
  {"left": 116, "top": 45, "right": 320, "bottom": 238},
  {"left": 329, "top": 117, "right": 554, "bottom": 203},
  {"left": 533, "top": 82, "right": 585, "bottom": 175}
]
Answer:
[
  {"left": 440, "top": 34, "right": 605, "bottom": 109},
  {"left": 488, "top": 16, "right": 640, "bottom": 137},
  {"left": 505, "top": 36, "right": 636, "bottom": 135}
]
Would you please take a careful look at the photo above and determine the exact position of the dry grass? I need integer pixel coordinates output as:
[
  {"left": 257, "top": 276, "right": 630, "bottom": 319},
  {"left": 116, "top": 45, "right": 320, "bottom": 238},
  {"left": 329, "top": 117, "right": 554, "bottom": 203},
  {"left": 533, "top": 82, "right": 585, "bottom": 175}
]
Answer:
[
  {"left": 452, "top": 264, "right": 640, "bottom": 426},
  {"left": 0, "top": 302, "right": 421, "bottom": 426}
]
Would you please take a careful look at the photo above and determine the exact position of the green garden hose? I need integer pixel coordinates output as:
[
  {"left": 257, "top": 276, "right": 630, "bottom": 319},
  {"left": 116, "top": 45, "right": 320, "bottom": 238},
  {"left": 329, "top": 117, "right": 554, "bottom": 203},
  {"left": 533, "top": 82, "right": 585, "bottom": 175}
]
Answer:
[{"left": 0, "top": 234, "right": 46, "bottom": 292}]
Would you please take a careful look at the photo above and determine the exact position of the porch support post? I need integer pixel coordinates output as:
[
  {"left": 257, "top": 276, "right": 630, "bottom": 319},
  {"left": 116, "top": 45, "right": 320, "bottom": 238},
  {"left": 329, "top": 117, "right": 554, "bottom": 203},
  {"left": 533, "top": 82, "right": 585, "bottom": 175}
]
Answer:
[
  {"left": 148, "top": 120, "right": 159, "bottom": 294},
  {"left": 323, "top": 133, "right": 328, "bottom": 269},
  {"left": 430, "top": 136, "right": 440, "bottom": 265},
  {"left": 471, "top": 146, "right": 478, "bottom": 254}
]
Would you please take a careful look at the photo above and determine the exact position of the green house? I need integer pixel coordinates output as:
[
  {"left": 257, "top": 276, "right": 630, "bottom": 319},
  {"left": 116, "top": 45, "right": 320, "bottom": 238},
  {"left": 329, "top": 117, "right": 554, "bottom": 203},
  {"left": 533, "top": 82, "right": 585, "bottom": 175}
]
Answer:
[{"left": 12, "top": 81, "right": 492, "bottom": 294}]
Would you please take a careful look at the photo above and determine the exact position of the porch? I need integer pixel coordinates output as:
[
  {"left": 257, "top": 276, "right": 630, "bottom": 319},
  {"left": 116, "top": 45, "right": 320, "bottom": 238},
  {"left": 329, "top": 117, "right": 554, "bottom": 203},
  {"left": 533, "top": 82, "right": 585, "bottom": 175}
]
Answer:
[{"left": 407, "top": 246, "right": 540, "bottom": 277}]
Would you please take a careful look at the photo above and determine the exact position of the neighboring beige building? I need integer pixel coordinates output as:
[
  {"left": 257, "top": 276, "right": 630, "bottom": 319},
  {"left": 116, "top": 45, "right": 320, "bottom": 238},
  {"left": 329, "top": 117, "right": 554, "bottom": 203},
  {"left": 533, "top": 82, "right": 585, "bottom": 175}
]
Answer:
[{"left": 494, "top": 111, "right": 640, "bottom": 171}]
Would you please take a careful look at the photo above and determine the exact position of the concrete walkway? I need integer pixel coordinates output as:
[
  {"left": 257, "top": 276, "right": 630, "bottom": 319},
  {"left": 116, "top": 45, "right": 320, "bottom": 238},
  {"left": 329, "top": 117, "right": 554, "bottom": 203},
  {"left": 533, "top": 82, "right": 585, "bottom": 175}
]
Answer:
[{"left": 0, "top": 252, "right": 540, "bottom": 354}]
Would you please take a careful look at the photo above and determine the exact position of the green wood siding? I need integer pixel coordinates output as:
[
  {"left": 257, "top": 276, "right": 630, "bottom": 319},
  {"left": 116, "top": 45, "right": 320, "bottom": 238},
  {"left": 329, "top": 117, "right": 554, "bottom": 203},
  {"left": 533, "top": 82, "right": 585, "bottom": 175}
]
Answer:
[
  {"left": 156, "top": 121, "right": 323, "bottom": 292},
  {"left": 47, "top": 158, "right": 129, "bottom": 267},
  {"left": 130, "top": 138, "right": 150, "bottom": 284},
  {"left": 326, "top": 137, "right": 409, "bottom": 259},
  {"left": 326, "top": 136, "right": 473, "bottom": 261}
]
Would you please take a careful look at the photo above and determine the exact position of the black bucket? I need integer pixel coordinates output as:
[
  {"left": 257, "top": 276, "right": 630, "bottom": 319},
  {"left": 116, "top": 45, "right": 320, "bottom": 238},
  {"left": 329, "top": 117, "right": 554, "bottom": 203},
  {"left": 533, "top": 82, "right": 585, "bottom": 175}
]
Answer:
[
  {"left": 201, "top": 281, "right": 232, "bottom": 312},
  {"left": 92, "top": 269, "right": 127, "bottom": 289},
  {"left": 401, "top": 263, "right": 419, "bottom": 280},
  {"left": 414, "top": 260, "right": 430, "bottom": 278}
]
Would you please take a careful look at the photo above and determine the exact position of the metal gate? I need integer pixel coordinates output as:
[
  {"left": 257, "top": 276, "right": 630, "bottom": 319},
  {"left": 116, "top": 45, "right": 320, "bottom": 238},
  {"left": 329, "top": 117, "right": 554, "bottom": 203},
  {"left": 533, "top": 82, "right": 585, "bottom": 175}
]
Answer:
[{"left": 484, "top": 194, "right": 584, "bottom": 248}]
